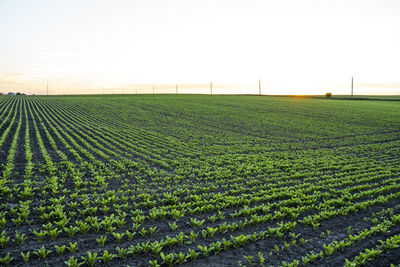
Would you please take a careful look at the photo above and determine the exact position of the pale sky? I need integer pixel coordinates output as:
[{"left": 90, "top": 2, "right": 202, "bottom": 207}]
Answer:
[{"left": 0, "top": 0, "right": 399, "bottom": 95}]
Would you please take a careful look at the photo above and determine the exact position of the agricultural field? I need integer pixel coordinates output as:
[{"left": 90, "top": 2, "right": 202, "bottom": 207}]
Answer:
[{"left": 0, "top": 94, "right": 399, "bottom": 267}]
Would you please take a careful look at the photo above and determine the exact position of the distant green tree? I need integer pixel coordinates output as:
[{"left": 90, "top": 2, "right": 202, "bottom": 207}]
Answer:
[{"left": 325, "top": 92, "right": 332, "bottom": 98}]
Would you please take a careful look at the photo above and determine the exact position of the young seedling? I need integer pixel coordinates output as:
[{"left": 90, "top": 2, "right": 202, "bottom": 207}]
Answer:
[
  {"left": 258, "top": 252, "right": 265, "bottom": 266},
  {"left": 81, "top": 251, "right": 97, "bottom": 267},
  {"left": 198, "top": 245, "right": 209, "bottom": 256},
  {"left": 123, "top": 230, "right": 134, "bottom": 241},
  {"left": 175, "top": 232, "right": 185, "bottom": 244},
  {"left": 165, "top": 236, "right": 178, "bottom": 248},
  {"left": 54, "top": 245, "right": 66, "bottom": 255},
  {"left": 190, "top": 218, "right": 205, "bottom": 228},
  {"left": 150, "top": 241, "right": 164, "bottom": 255},
  {"left": 76, "top": 221, "right": 91, "bottom": 234},
  {"left": 302, "top": 256, "right": 310, "bottom": 266},
  {"left": 139, "top": 227, "right": 147, "bottom": 237},
  {"left": 149, "top": 260, "right": 160, "bottom": 267},
  {"left": 96, "top": 235, "right": 107, "bottom": 247},
  {"left": 15, "top": 231, "right": 27, "bottom": 246},
  {"left": 243, "top": 255, "right": 254, "bottom": 265},
  {"left": 65, "top": 256, "right": 83, "bottom": 267},
  {"left": 128, "top": 244, "right": 142, "bottom": 256},
  {"left": 282, "top": 241, "right": 290, "bottom": 250},
  {"left": 100, "top": 250, "right": 116, "bottom": 264},
  {"left": 21, "top": 251, "right": 30, "bottom": 263},
  {"left": 186, "top": 249, "right": 200, "bottom": 260},
  {"left": 0, "top": 253, "right": 13, "bottom": 266},
  {"left": 169, "top": 221, "right": 179, "bottom": 231},
  {"left": 207, "top": 226, "right": 218, "bottom": 237},
  {"left": 201, "top": 230, "right": 208, "bottom": 239},
  {"left": 112, "top": 232, "right": 125, "bottom": 243},
  {"left": 186, "top": 231, "right": 198, "bottom": 244},
  {"left": 160, "top": 252, "right": 175, "bottom": 267},
  {"left": 64, "top": 226, "right": 79, "bottom": 237},
  {"left": 209, "top": 241, "right": 222, "bottom": 254},
  {"left": 49, "top": 228, "right": 62, "bottom": 240},
  {"left": 11, "top": 217, "right": 23, "bottom": 226},
  {"left": 219, "top": 222, "right": 228, "bottom": 234},
  {"left": 0, "top": 232, "right": 9, "bottom": 248},
  {"left": 92, "top": 221, "right": 102, "bottom": 232},
  {"left": 43, "top": 222, "right": 53, "bottom": 231},
  {"left": 231, "top": 234, "right": 249, "bottom": 248},
  {"left": 67, "top": 242, "right": 78, "bottom": 253},
  {"left": 33, "top": 246, "right": 52, "bottom": 259},
  {"left": 31, "top": 229, "right": 46, "bottom": 243},
  {"left": 174, "top": 252, "right": 187, "bottom": 264},
  {"left": 149, "top": 226, "right": 157, "bottom": 236},
  {"left": 0, "top": 218, "right": 6, "bottom": 229},
  {"left": 132, "top": 223, "right": 141, "bottom": 231},
  {"left": 222, "top": 238, "right": 232, "bottom": 251},
  {"left": 116, "top": 247, "right": 131, "bottom": 259}
]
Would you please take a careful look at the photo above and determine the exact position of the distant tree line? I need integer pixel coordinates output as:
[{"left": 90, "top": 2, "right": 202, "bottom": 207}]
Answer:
[{"left": 0, "top": 92, "right": 26, "bottom": 96}]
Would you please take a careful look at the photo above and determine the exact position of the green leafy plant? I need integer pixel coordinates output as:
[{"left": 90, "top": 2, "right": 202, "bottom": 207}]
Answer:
[
  {"left": 49, "top": 228, "right": 62, "bottom": 240},
  {"left": 0, "top": 232, "right": 9, "bottom": 248},
  {"left": 0, "top": 253, "right": 13, "bottom": 266},
  {"left": 160, "top": 252, "right": 175, "bottom": 267},
  {"left": 126, "top": 230, "right": 135, "bottom": 240},
  {"left": 21, "top": 251, "right": 30, "bottom": 263},
  {"left": 190, "top": 218, "right": 205, "bottom": 228},
  {"left": 112, "top": 232, "right": 125, "bottom": 243},
  {"left": 186, "top": 248, "right": 200, "bottom": 261},
  {"left": 149, "top": 226, "right": 157, "bottom": 236},
  {"left": 97, "top": 235, "right": 107, "bottom": 247},
  {"left": 139, "top": 227, "right": 147, "bottom": 237},
  {"left": 67, "top": 242, "right": 78, "bottom": 253},
  {"left": 54, "top": 245, "right": 66, "bottom": 255},
  {"left": 232, "top": 234, "right": 249, "bottom": 248},
  {"left": 65, "top": 256, "right": 84, "bottom": 267},
  {"left": 81, "top": 251, "right": 98, "bottom": 267},
  {"left": 15, "top": 231, "right": 27, "bottom": 246},
  {"left": 100, "top": 250, "right": 116, "bottom": 264},
  {"left": 149, "top": 260, "right": 160, "bottom": 267},
  {"left": 116, "top": 247, "right": 131, "bottom": 259},
  {"left": 33, "top": 245, "right": 52, "bottom": 259}
]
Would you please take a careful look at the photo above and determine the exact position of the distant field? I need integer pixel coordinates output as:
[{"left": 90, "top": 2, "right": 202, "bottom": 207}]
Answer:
[
  {"left": 311, "top": 95, "right": 400, "bottom": 101},
  {"left": 0, "top": 95, "right": 399, "bottom": 266}
]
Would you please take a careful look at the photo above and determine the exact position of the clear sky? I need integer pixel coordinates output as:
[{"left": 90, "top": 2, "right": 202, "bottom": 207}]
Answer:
[{"left": 0, "top": 0, "right": 399, "bottom": 95}]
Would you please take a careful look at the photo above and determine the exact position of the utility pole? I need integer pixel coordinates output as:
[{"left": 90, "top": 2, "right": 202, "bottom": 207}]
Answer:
[
  {"left": 47, "top": 80, "right": 49, "bottom": 95},
  {"left": 351, "top": 76, "right": 354, "bottom": 96},
  {"left": 176, "top": 84, "right": 178, "bottom": 94},
  {"left": 210, "top": 82, "right": 213, "bottom": 95},
  {"left": 259, "top": 79, "right": 261, "bottom": 96},
  {"left": 153, "top": 85, "right": 155, "bottom": 94},
  {"left": 135, "top": 88, "right": 137, "bottom": 95}
]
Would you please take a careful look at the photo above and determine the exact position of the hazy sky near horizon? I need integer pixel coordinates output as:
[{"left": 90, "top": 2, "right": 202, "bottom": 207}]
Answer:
[{"left": 0, "top": 0, "right": 399, "bottom": 95}]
